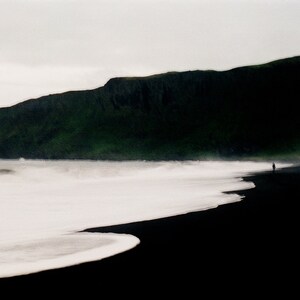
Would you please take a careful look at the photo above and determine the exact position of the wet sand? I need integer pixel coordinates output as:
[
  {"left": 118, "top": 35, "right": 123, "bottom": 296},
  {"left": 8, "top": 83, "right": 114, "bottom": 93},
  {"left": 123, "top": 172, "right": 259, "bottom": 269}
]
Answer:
[{"left": 1, "top": 165, "right": 299, "bottom": 296}]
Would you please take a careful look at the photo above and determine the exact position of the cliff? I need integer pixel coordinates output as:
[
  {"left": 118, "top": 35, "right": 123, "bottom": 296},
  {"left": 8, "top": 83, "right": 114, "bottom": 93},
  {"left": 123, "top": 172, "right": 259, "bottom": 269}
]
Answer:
[{"left": 0, "top": 56, "right": 299, "bottom": 160}]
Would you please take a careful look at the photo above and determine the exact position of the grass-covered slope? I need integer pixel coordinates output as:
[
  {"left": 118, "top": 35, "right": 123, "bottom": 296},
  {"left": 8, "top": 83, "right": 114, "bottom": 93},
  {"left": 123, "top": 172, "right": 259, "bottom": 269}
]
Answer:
[{"left": 0, "top": 56, "right": 299, "bottom": 160}]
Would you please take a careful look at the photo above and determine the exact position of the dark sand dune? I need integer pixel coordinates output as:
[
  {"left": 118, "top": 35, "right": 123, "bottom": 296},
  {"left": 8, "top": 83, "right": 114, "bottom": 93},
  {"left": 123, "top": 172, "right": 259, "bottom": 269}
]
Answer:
[{"left": 1, "top": 165, "right": 299, "bottom": 296}]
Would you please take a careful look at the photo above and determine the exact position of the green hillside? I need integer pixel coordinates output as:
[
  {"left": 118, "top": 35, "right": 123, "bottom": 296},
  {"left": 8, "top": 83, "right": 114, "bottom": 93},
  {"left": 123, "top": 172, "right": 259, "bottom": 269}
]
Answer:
[{"left": 0, "top": 56, "right": 299, "bottom": 160}]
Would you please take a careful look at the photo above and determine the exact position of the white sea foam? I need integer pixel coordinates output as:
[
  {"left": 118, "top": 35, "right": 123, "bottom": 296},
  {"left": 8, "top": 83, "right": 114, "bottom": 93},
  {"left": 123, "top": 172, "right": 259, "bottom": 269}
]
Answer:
[{"left": 0, "top": 160, "right": 290, "bottom": 277}]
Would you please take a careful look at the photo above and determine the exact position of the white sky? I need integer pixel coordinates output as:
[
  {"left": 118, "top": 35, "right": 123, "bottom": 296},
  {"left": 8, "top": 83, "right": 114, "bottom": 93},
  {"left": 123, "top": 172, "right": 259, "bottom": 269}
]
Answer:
[{"left": 0, "top": 0, "right": 299, "bottom": 107}]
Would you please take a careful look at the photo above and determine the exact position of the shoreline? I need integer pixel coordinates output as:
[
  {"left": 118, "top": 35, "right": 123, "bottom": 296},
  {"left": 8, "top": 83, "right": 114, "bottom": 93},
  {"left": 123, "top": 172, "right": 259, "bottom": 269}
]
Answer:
[
  {"left": 1, "top": 164, "right": 299, "bottom": 293},
  {"left": 0, "top": 157, "right": 299, "bottom": 163}
]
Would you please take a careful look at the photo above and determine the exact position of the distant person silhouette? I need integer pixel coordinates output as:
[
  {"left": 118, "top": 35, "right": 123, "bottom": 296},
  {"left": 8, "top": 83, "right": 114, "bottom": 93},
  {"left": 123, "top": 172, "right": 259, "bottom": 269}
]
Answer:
[{"left": 272, "top": 162, "right": 276, "bottom": 173}]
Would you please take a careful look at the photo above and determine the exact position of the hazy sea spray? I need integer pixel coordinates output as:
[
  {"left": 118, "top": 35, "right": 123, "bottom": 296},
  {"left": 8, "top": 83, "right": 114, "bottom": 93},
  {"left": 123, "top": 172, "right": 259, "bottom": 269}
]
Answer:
[{"left": 0, "top": 160, "right": 289, "bottom": 277}]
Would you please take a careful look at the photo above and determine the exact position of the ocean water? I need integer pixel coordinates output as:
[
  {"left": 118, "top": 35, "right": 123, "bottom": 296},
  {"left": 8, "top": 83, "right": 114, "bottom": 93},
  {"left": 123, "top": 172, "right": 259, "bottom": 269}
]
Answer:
[{"left": 0, "top": 160, "right": 289, "bottom": 278}]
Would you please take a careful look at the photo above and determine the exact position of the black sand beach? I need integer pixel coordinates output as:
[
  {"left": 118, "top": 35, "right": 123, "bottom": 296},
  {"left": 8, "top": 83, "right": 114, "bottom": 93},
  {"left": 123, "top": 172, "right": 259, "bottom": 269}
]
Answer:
[{"left": 1, "top": 165, "right": 299, "bottom": 295}]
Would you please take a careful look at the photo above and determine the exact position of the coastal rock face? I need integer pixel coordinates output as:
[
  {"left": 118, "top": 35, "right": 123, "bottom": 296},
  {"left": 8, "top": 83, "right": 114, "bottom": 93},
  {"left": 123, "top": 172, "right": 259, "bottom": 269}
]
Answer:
[{"left": 0, "top": 56, "right": 299, "bottom": 160}]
